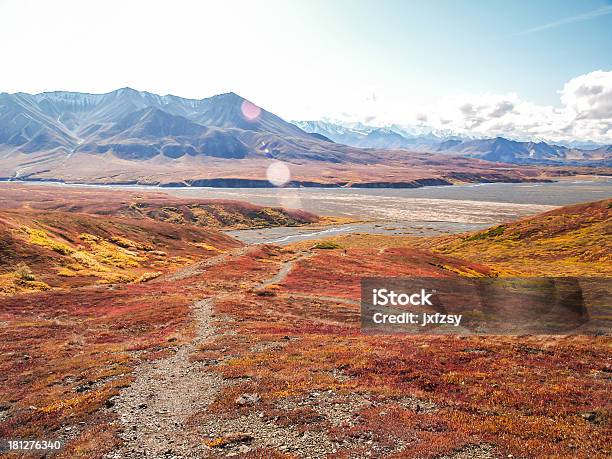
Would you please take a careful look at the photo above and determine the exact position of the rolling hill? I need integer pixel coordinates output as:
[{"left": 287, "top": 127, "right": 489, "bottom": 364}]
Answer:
[
  {"left": 417, "top": 198, "right": 612, "bottom": 276},
  {"left": 0, "top": 185, "right": 610, "bottom": 457},
  {"left": 0, "top": 183, "right": 320, "bottom": 294}
]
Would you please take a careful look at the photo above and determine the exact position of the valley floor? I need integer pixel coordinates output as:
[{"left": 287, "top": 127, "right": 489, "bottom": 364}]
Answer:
[{"left": 0, "top": 188, "right": 610, "bottom": 458}]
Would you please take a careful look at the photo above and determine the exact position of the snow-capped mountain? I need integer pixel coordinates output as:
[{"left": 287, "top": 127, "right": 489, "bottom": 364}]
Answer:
[{"left": 292, "top": 120, "right": 611, "bottom": 166}]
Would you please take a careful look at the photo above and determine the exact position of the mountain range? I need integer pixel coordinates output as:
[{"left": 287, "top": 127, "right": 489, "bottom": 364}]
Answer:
[
  {"left": 0, "top": 88, "right": 606, "bottom": 186},
  {"left": 0, "top": 89, "right": 347, "bottom": 161},
  {"left": 292, "top": 120, "right": 612, "bottom": 166}
]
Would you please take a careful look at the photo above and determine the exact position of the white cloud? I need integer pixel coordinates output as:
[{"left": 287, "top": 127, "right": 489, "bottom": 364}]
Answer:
[
  {"left": 340, "top": 70, "right": 612, "bottom": 143},
  {"left": 561, "top": 70, "right": 612, "bottom": 120}
]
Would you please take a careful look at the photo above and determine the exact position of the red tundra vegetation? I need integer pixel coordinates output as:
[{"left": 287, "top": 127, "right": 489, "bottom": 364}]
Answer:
[
  {"left": 0, "top": 187, "right": 609, "bottom": 458},
  {"left": 200, "top": 237, "right": 610, "bottom": 457},
  {"left": 0, "top": 183, "right": 318, "bottom": 229}
]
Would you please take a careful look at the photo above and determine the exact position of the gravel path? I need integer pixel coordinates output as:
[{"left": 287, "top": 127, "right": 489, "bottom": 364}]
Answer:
[
  {"left": 106, "top": 249, "right": 314, "bottom": 458},
  {"left": 105, "top": 249, "right": 252, "bottom": 457},
  {"left": 161, "top": 247, "right": 250, "bottom": 282},
  {"left": 106, "top": 297, "right": 223, "bottom": 458},
  {"left": 256, "top": 251, "right": 312, "bottom": 290}
]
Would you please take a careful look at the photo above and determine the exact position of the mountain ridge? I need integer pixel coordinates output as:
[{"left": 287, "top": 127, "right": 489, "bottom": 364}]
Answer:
[
  {"left": 0, "top": 88, "right": 595, "bottom": 186},
  {"left": 293, "top": 120, "right": 612, "bottom": 166}
]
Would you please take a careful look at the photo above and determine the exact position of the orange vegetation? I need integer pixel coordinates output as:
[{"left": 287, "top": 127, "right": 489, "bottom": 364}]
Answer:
[
  {"left": 198, "top": 240, "right": 610, "bottom": 458},
  {"left": 0, "top": 209, "right": 241, "bottom": 294},
  {"left": 0, "top": 188, "right": 610, "bottom": 458},
  {"left": 0, "top": 183, "right": 318, "bottom": 229},
  {"left": 416, "top": 198, "right": 611, "bottom": 276}
]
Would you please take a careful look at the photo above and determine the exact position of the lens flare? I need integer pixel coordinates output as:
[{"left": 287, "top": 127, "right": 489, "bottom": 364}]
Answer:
[
  {"left": 241, "top": 100, "right": 261, "bottom": 121},
  {"left": 266, "top": 161, "right": 291, "bottom": 187},
  {"left": 279, "top": 190, "right": 303, "bottom": 211}
]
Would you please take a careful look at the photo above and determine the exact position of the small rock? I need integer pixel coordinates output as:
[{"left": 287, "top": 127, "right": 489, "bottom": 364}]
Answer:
[
  {"left": 580, "top": 411, "right": 600, "bottom": 423},
  {"left": 138, "top": 403, "right": 148, "bottom": 409},
  {"left": 75, "top": 383, "right": 91, "bottom": 393},
  {"left": 235, "top": 393, "right": 260, "bottom": 406}
]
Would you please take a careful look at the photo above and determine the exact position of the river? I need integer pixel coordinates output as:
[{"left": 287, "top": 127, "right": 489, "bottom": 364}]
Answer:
[
  {"left": 6, "top": 178, "right": 611, "bottom": 245},
  {"left": 166, "top": 179, "right": 611, "bottom": 245}
]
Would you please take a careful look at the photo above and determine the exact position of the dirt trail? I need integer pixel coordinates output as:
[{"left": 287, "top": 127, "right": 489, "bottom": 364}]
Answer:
[
  {"left": 106, "top": 297, "right": 222, "bottom": 458},
  {"left": 256, "top": 251, "right": 312, "bottom": 290},
  {"left": 161, "top": 247, "right": 250, "bottom": 282},
  {"left": 105, "top": 249, "right": 250, "bottom": 458},
  {"left": 106, "top": 248, "right": 315, "bottom": 458},
  {"left": 256, "top": 259, "right": 295, "bottom": 289}
]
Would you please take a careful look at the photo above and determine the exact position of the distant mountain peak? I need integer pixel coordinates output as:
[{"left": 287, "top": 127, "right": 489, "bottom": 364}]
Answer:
[
  {"left": 116, "top": 86, "right": 139, "bottom": 93},
  {"left": 206, "top": 92, "right": 246, "bottom": 103},
  {"left": 0, "top": 88, "right": 322, "bottom": 163},
  {"left": 291, "top": 119, "right": 611, "bottom": 166}
]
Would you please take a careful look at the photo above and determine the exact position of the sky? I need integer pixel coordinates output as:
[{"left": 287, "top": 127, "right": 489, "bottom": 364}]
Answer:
[{"left": 1, "top": 0, "right": 611, "bottom": 142}]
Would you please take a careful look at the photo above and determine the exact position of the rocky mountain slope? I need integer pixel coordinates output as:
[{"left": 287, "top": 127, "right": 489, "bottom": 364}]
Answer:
[
  {"left": 437, "top": 137, "right": 612, "bottom": 166},
  {"left": 0, "top": 89, "right": 551, "bottom": 186}
]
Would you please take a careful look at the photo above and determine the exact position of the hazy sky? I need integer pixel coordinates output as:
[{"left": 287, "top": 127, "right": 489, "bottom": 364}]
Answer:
[{"left": 1, "top": 0, "right": 611, "bottom": 141}]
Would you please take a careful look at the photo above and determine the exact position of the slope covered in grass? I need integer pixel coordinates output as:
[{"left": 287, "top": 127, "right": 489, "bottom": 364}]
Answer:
[
  {"left": 0, "top": 210, "right": 242, "bottom": 294},
  {"left": 0, "top": 183, "right": 319, "bottom": 229},
  {"left": 1, "top": 188, "right": 610, "bottom": 457},
  {"left": 197, "top": 244, "right": 610, "bottom": 457},
  {"left": 418, "top": 199, "right": 611, "bottom": 276}
]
